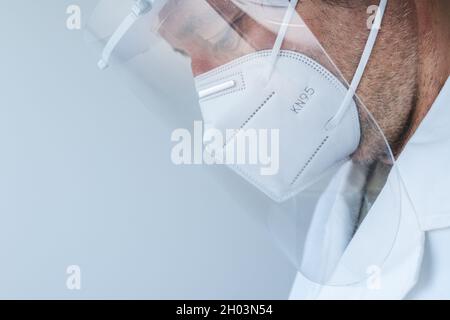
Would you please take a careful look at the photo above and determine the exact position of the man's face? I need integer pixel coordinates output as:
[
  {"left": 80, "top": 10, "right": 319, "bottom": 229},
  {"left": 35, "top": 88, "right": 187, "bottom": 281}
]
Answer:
[{"left": 158, "top": 0, "right": 418, "bottom": 161}]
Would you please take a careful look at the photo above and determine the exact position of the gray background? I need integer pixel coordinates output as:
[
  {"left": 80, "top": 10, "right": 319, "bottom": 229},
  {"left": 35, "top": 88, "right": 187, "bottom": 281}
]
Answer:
[{"left": 0, "top": 1, "right": 295, "bottom": 299}]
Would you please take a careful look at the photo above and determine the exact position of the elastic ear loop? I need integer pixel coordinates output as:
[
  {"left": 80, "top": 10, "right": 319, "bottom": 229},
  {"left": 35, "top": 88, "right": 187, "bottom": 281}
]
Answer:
[
  {"left": 266, "top": 0, "right": 388, "bottom": 130},
  {"left": 265, "top": 0, "right": 299, "bottom": 80},
  {"left": 326, "top": 0, "right": 388, "bottom": 130}
]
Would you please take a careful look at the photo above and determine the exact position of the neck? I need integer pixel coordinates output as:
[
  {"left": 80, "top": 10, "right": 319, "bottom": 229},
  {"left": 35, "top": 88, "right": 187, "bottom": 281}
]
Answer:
[{"left": 406, "top": 0, "right": 450, "bottom": 141}]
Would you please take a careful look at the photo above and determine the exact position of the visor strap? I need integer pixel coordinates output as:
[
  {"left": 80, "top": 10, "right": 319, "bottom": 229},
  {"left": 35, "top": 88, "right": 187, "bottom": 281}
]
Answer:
[
  {"left": 326, "top": 0, "right": 388, "bottom": 131},
  {"left": 266, "top": 0, "right": 299, "bottom": 80},
  {"left": 98, "top": 0, "right": 154, "bottom": 70}
]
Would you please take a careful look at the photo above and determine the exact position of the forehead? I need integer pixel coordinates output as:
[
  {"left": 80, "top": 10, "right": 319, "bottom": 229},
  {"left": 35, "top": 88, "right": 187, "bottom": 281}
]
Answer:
[
  {"left": 158, "top": 0, "right": 299, "bottom": 39},
  {"left": 157, "top": 0, "right": 369, "bottom": 29},
  {"left": 159, "top": 0, "right": 243, "bottom": 26},
  {"left": 156, "top": 0, "right": 371, "bottom": 52},
  {"left": 159, "top": 0, "right": 243, "bottom": 35}
]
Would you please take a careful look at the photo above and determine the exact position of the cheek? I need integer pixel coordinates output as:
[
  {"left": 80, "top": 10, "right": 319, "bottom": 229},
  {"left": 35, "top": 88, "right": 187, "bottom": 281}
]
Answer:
[
  {"left": 188, "top": 40, "right": 243, "bottom": 76},
  {"left": 189, "top": 45, "right": 223, "bottom": 76}
]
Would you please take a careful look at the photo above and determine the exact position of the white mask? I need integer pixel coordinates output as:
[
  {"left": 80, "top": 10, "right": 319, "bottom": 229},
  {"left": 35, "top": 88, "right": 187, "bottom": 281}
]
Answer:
[
  {"left": 194, "top": 0, "right": 387, "bottom": 202},
  {"left": 195, "top": 50, "right": 360, "bottom": 202}
]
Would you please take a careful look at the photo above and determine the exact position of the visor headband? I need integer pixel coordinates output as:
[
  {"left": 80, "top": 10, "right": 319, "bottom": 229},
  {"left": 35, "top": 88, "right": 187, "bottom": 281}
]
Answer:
[{"left": 98, "top": 0, "right": 158, "bottom": 70}]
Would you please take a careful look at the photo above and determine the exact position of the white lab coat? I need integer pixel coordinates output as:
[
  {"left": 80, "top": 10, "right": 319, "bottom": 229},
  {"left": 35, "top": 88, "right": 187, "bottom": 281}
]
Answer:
[{"left": 290, "top": 76, "right": 450, "bottom": 300}]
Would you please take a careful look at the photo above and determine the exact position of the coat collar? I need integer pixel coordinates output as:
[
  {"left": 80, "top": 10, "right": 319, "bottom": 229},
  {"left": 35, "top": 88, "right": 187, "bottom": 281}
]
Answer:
[
  {"left": 290, "top": 77, "right": 450, "bottom": 299},
  {"left": 397, "top": 77, "right": 450, "bottom": 231}
]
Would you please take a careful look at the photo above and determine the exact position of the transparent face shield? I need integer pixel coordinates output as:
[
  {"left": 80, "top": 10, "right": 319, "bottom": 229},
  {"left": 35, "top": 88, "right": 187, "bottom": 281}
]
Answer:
[{"left": 86, "top": 0, "right": 401, "bottom": 286}]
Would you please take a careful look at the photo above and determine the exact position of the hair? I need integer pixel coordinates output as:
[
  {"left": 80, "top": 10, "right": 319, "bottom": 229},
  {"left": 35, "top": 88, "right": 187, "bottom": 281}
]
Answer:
[{"left": 308, "top": 0, "right": 419, "bottom": 160}]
